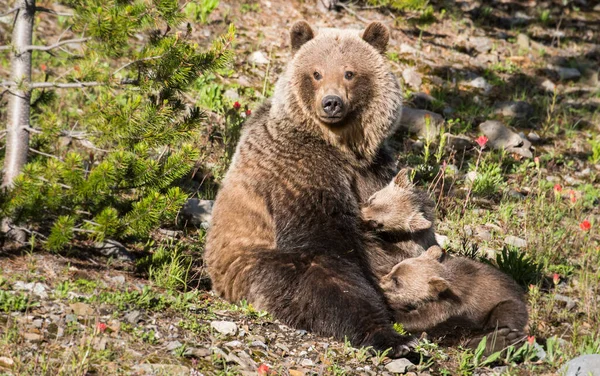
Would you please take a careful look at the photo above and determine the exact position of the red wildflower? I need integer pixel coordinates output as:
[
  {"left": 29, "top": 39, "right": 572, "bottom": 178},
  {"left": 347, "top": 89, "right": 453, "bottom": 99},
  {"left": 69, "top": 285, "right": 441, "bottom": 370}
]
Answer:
[
  {"left": 569, "top": 190, "right": 577, "bottom": 203},
  {"left": 580, "top": 220, "right": 591, "bottom": 231},
  {"left": 552, "top": 273, "right": 560, "bottom": 284},
  {"left": 233, "top": 101, "right": 241, "bottom": 110},
  {"left": 527, "top": 336, "right": 535, "bottom": 346},
  {"left": 96, "top": 322, "right": 107, "bottom": 333},
  {"left": 553, "top": 184, "right": 562, "bottom": 193},
  {"left": 475, "top": 135, "right": 488, "bottom": 148},
  {"left": 257, "top": 364, "right": 270, "bottom": 375},
  {"left": 40, "top": 64, "right": 47, "bottom": 72},
  {"left": 534, "top": 156, "right": 540, "bottom": 166},
  {"left": 246, "top": 109, "right": 252, "bottom": 116}
]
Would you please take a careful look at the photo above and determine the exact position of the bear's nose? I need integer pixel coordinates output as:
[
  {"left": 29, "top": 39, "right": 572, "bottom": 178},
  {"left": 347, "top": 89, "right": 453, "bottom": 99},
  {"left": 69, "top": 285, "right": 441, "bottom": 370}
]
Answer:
[{"left": 322, "top": 95, "right": 344, "bottom": 117}]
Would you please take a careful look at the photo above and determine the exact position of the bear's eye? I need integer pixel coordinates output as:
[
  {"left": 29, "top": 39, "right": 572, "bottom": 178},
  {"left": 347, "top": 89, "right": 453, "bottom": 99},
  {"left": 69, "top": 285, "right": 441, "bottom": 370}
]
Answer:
[
  {"left": 313, "top": 71, "right": 322, "bottom": 80},
  {"left": 344, "top": 71, "right": 354, "bottom": 80},
  {"left": 392, "top": 277, "right": 401, "bottom": 287}
]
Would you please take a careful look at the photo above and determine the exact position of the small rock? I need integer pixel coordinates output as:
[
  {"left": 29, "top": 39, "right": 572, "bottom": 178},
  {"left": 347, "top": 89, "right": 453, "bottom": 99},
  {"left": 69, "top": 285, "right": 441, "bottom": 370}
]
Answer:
[
  {"left": 289, "top": 370, "right": 305, "bottom": 376},
  {"left": 224, "top": 340, "right": 243, "bottom": 348},
  {"left": 13, "top": 281, "right": 49, "bottom": 299},
  {"left": 493, "top": 101, "right": 533, "bottom": 120},
  {"left": 474, "top": 226, "right": 492, "bottom": 241},
  {"left": 110, "top": 275, "right": 125, "bottom": 284},
  {"left": 435, "top": 234, "right": 449, "bottom": 249},
  {"left": 181, "top": 198, "right": 214, "bottom": 227},
  {"left": 93, "top": 337, "right": 108, "bottom": 351},
  {"left": 385, "top": 358, "right": 415, "bottom": 373},
  {"left": 248, "top": 51, "right": 269, "bottom": 65},
  {"left": 444, "top": 133, "right": 475, "bottom": 151},
  {"left": 561, "top": 354, "right": 600, "bottom": 376},
  {"left": 0, "top": 356, "right": 14, "bottom": 368},
  {"left": 402, "top": 68, "right": 422, "bottom": 90},
  {"left": 251, "top": 340, "right": 267, "bottom": 348},
  {"left": 554, "top": 66, "right": 581, "bottom": 81},
  {"left": 398, "top": 107, "right": 445, "bottom": 141},
  {"left": 296, "top": 329, "right": 308, "bottom": 336},
  {"left": 555, "top": 294, "right": 577, "bottom": 311},
  {"left": 399, "top": 43, "right": 418, "bottom": 54},
  {"left": 133, "top": 364, "right": 190, "bottom": 376},
  {"left": 465, "top": 77, "right": 492, "bottom": 93},
  {"left": 125, "top": 310, "right": 142, "bottom": 325},
  {"left": 224, "top": 88, "right": 240, "bottom": 101},
  {"left": 276, "top": 343, "right": 290, "bottom": 353},
  {"left": 211, "top": 321, "right": 237, "bottom": 336},
  {"left": 300, "top": 359, "right": 314, "bottom": 367},
  {"left": 479, "top": 120, "right": 533, "bottom": 158},
  {"left": 189, "top": 347, "right": 210, "bottom": 358},
  {"left": 465, "top": 171, "right": 478, "bottom": 183},
  {"left": 32, "top": 319, "right": 44, "bottom": 328},
  {"left": 508, "top": 189, "right": 526, "bottom": 200},
  {"left": 94, "top": 240, "right": 134, "bottom": 261},
  {"left": 527, "top": 132, "right": 541, "bottom": 143},
  {"left": 504, "top": 235, "right": 527, "bottom": 248},
  {"left": 541, "top": 79, "right": 556, "bottom": 92},
  {"left": 65, "top": 314, "right": 78, "bottom": 323},
  {"left": 516, "top": 33, "right": 530, "bottom": 50},
  {"left": 166, "top": 340, "right": 183, "bottom": 351},
  {"left": 481, "top": 247, "right": 498, "bottom": 259},
  {"left": 469, "top": 36, "right": 492, "bottom": 54},
  {"left": 546, "top": 176, "right": 560, "bottom": 183},
  {"left": 23, "top": 332, "right": 43, "bottom": 342},
  {"left": 69, "top": 302, "right": 94, "bottom": 316}
]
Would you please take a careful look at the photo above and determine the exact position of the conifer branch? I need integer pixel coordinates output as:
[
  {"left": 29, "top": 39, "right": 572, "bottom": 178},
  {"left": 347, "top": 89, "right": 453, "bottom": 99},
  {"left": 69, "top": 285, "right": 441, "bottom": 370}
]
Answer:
[
  {"left": 31, "top": 81, "right": 101, "bottom": 88},
  {"left": 113, "top": 55, "right": 163, "bottom": 75},
  {"left": 26, "top": 37, "right": 90, "bottom": 52},
  {"left": 37, "top": 176, "right": 71, "bottom": 189},
  {"left": 29, "top": 148, "right": 62, "bottom": 160},
  {"left": 35, "top": 6, "right": 74, "bottom": 16}
]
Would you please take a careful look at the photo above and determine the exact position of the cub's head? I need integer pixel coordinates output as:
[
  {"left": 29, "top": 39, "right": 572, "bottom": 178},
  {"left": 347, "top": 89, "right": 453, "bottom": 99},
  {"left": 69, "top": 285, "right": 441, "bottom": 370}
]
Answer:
[
  {"left": 361, "top": 169, "right": 432, "bottom": 233},
  {"left": 288, "top": 21, "right": 390, "bottom": 128},
  {"left": 380, "top": 246, "right": 449, "bottom": 312}
]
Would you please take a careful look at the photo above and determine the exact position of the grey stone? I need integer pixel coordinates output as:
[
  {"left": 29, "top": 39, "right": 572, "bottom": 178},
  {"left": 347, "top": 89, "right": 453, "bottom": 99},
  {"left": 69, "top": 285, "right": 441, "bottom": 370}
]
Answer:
[
  {"left": 32, "top": 319, "right": 44, "bottom": 328},
  {"left": 474, "top": 226, "right": 492, "bottom": 241},
  {"left": 561, "top": 354, "right": 600, "bottom": 376},
  {"left": 466, "top": 77, "right": 492, "bottom": 93},
  {"left": 166, "top": 340, "right": 183, "bottom": 351},
  {"left": 110, "top": 275, "right": 125, "bottom": 284},
  {"left": 444, "top": 133, "right": 475, "bottom": 151},
  {"left": 400, "top": 43, "right": 418, "bottom": 54},
  {"left": 94, "top": 240, "right": 134, "bottom": 261},
  {"left": 469, "top": 36, "right": 492, "bottom": 54},
  {"left": 555, "top": 66, "right": 581, "bottom": 81},
  {"left": 402, "top": 68, "right": 422, "bottom": 90},
  {"left": 248, "top": 51, "right": 269, "bottom": 65},
  {"left": 300, "top": 359, "right": 314, "bottom": 367},
  {"left": 527, "top": 132, "right": 541, "bottom": 143},
  {"left": 435, "top": 234, "right": 450, "bottom": 249},
  {"left": 189, "top": 347, "right": 210, "bottom": 358},
  {"left": 516, "top": 33, "right": 531, "bottom": 50},
  {"left": 224, "top": 88, "right": 240, "bottom": 101},
  {"left": 210, "top": 320, "right": 237, "bottom": 336},
  {"left": 133, "top": 364, "right": 190, "bottom": 376},
  {"left": 493, "top": 101, "right": 534, "bottom": 120},
  {"left": 397, "top": 107, "right": 444, "bottom": 141},
  {"left": 385, "top": 358, "right": 415, "bottom": 373},
  {"left": 65, "top": 314, "right": 77, "bottom": 323},
  {"left": 504, "top": 235, "right": 527, "bottom": 248},
  {"left": 181, "top": 198, "right": 214, "bottom": 227},
  {"left": 555, "top": 294, "right": 577, "bottom": 311},
  {"left": 541, "top": 79, "right": 557, "bottom": 92},
  {"left": 13, "top": 281, "right": 49, "bottom": 299},
  {"left": 250, "top": 340, "right": 267, "bottom": 348},
  {"left": 410, "top": 92, "right": 436, "bottom": 109},
  {"left": 465, "top": 171, "right": 478, "bottom": 183},
  {"left": 479, "top": 120, "right": 533, "bottom": 158},
  {"left": 125, "top": 310, "right": 142, "bottom": 325},
  {"left": 224, "top": 340, "right": 243, "bottom": 348}
]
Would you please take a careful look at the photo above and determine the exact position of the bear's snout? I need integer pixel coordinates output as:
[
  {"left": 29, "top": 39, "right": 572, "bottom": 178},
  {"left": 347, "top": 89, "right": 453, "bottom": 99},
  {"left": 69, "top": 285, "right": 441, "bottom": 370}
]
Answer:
[{"left": 321, "top": 95, "right": 345, "bottom": 118}]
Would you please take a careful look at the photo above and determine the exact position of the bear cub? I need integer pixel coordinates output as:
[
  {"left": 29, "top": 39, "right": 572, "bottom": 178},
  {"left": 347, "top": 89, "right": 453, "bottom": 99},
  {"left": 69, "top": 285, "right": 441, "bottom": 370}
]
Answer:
[{"left": 380, "top": 246, "right": 529, "bottom": 336}]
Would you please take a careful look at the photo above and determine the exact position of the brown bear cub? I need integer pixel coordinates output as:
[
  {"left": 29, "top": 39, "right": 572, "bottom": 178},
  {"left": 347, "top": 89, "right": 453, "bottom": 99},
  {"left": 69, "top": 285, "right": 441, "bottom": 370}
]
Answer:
[{"left": 380, "top": 246, "right": 529, "bottom": 336}]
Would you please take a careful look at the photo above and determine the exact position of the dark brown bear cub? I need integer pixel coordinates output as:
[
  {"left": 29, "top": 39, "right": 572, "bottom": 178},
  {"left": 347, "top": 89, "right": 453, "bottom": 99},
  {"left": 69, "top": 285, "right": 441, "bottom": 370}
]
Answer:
[{"left": 380, "top": 246, "right": 528, "bottom": 336}]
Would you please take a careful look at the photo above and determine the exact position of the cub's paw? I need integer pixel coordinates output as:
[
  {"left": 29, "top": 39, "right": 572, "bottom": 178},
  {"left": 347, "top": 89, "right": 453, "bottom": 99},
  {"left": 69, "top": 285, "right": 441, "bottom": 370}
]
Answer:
[
  {"left": 369, "top": 330, "right": 418, "bottom": 358},
  {"left": 390, "top": 335, "right": 419, "bottom": 358}
]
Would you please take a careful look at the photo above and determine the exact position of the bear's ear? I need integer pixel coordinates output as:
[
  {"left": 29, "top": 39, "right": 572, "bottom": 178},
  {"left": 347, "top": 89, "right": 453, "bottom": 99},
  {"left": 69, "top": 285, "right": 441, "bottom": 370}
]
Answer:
[
  {"left": 408, "top": 212, "right": 432, "bottom": 232},
  {"left": 362, "top": 21, "right": 389, "bottom": 53},
  {"left": 428, "top": 276, "right": 449, "bottom": 295},
  {"left": 393, "top": 168, "right": 412, "bottom": 188},
  {"left": 425, "top": 246, "right": 445, "bottom": 262},
  {"left": 290, "top": 21, "right": 315, "bottom": 55}
]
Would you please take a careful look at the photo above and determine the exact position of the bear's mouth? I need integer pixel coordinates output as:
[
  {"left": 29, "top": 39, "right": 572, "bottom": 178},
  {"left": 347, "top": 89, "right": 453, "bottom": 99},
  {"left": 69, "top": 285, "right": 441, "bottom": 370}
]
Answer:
[{"left": 318, "top": 115, "right": 345, "bottom": 124}]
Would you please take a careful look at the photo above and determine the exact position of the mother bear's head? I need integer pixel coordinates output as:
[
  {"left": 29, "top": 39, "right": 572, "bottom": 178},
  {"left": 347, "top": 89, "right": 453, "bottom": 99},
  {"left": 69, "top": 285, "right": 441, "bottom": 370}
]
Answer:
[{"left": 270, "top": 20, "right": 403, "bottom": 161}]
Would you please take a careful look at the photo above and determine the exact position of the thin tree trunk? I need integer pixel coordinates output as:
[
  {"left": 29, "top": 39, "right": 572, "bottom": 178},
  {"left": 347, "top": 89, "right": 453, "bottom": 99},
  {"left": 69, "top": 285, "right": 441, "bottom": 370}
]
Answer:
[
  {"left": 3, "top": 0, "right": 35, "bottom": 189},
  {"left": 2, "top": 0, "right": 35, "bottom": 241}
]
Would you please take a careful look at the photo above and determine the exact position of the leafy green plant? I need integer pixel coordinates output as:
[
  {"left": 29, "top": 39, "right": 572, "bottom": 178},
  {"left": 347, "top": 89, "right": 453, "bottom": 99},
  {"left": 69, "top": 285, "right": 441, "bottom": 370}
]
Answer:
[
  {"left": 496, "top": 246, "right": 543, "bottom": 287},
  {"left": 469, "top": 159, "right": 504, "bottom": 196},
  {"left": 137, "top": 241, "right": 192, "bottom": 291},
  {"left": 0, "top": 291, "right": 38, "bottom": 312},
  {"left": 184, "top": 0, "right": 220, "bottom": 24},
  {"left": 588, "top": 137, "right": 600, "bottom": 164}
]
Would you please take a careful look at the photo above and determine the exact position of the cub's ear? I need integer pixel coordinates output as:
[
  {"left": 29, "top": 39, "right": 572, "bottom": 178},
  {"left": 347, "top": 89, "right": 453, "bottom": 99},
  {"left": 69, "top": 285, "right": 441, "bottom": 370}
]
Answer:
[
  {"left": 425, "top": 246, "right": 445, "bottom": 262},
  {"left": 393, "top": 168, "right": 412, "bottom": 188},
  {"left": 290, "top": 21, "right": 315, "bottom": 54},
  {"left": 362, "top": 21, "right": 389, "bottom": 53},
  {"left": 428, "top": 276, "right": 449, "bottom": 295},
  {"left": 408, "top": 212, "right": 432, "bottom": 232}
]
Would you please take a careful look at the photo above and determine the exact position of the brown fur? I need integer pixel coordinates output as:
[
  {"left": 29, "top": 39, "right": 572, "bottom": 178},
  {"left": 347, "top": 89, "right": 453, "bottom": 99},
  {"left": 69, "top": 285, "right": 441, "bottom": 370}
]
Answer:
[
  {"left": 204, "top": 21, "right": 418, "bottom": 356},
  {"left": 380, "top": 246, "right": 528, "bottom": 336},
  {"left": 361, "top": 169, "right": 438, "bottom": 278}
]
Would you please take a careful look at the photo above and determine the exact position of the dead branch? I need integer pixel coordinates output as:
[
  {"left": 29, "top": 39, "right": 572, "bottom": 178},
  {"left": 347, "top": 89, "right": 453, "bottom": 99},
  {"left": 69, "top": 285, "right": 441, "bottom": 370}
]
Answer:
[
  {"left": 35, "top": 6, "right": 73, "bottom": 16},
  {"left": 26, "top": 37, "right": 90, "bottom": 52}
]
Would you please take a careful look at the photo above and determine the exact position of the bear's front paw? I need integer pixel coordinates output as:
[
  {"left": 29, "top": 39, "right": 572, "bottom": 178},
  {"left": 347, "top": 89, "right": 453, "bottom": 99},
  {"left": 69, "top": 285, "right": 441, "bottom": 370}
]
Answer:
[{"left": 390, "top": 335, "right": 419, "bottom": 357}]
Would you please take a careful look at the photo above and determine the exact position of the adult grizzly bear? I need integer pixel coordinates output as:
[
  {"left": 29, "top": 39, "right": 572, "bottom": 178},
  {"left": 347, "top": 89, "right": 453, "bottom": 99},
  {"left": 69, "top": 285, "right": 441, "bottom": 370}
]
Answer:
[{"left": 204, "top": 21, "right": 416, "bottom": 355}]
